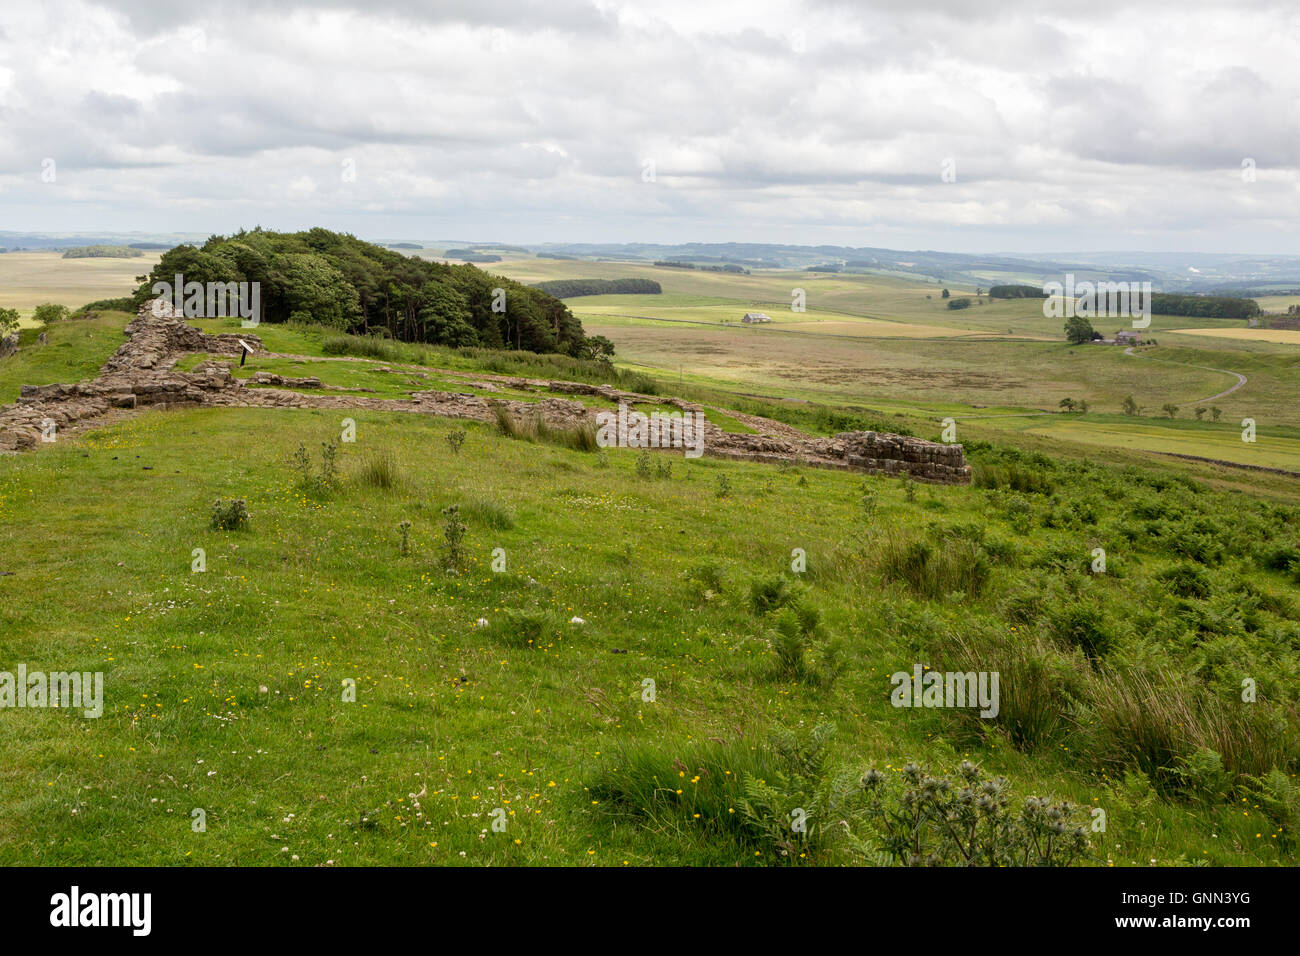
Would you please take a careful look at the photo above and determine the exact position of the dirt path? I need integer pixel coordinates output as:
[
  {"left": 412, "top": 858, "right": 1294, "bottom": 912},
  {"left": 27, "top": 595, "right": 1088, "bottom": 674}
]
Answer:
[{"left": 1123, "top": 346, "right": 1247, "bottom": 406}]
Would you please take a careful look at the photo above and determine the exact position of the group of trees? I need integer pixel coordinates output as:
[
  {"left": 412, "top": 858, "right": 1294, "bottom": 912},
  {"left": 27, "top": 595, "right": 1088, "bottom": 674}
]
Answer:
[
  {"left": 532, "top": 278, "right": 662, "bottom": 298},
  {"left": 62, "top": 245, "right": 144, "bottom": 259},
  {"left": 989, "top": 284, "right": 1047, "bottom": 299},
  {"left": 0, "top": 303, "right": 70, "bottom": 339},
  {"left": 442, "top": 249, "right": 502, "bottom": 263},
  {"left": 1063, "top": 395, "right": 1224, "bottom": 421},
  {"left": 132, "top": 228, "right": 600, "bottom": 358},
  {"left": 1150, "top": 293, "right": 1261, "bottom": 320}
]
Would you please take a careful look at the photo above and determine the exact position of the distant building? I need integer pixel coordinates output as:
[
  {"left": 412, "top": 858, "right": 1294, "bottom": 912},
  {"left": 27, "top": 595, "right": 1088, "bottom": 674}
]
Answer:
[
  {"left": 742, "top": 312, "right": 772, "bottom": 324},
  {"left": 1116, "top": 330, "right": 1142, "bottom": 345}
]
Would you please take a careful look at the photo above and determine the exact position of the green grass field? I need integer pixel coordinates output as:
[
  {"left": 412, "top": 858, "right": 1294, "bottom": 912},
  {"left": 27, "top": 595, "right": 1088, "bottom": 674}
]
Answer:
[
  {"left": 2, "top": 404, "right": 1298, "bottom": 865},
  {"left": 3, "top": 252, "right": 1300, "bottom": 867}
]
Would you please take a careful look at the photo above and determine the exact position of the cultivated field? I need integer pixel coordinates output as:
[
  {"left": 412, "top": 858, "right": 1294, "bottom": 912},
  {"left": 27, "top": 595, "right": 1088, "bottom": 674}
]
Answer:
[{"left": 0, "top": 251, "right": 159, "bottom": 325}]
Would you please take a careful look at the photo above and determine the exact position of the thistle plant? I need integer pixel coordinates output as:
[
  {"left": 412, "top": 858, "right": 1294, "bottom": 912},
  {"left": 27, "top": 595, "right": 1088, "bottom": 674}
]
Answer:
[{"left": 440, "top": 504, "right": 467, "bottom": 572}]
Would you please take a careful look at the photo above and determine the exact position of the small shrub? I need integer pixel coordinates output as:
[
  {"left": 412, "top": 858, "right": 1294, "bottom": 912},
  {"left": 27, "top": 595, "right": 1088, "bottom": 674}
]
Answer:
[
  {"left": 635, "top": 450, "right": 652, "bottom": 479},
  {"left": 210, "top": 498, "right": 249, "bottom": 531},
  {"left": 1164, "top": 747, "right": 1232, "bottom": 804},
  {"left": 767, "top": 607, "right": 811, "bottom": 678},
  {"left": 748, "top": 574, "right": 795, "bottom": 615},
  {"left": 445, "top": 429, "right": 466, "bottom": 455},
  {"left": 685, "top": 562, "right": 724, "bottom": 601},
  {"left": 859, "top": 480, "right": 879, "bottom": 520},
  {"left": 1048, "top": 600, "right": 1116, "bottom": 660},
  {"left": 291, "top": 441, "right": 341, "bottom": 496},
  {"left": 1242, "top": 768, "right": 1300, "bottom": 846},
  {"left": 716, "top": 474, "right": 731, "bottom": 498}
]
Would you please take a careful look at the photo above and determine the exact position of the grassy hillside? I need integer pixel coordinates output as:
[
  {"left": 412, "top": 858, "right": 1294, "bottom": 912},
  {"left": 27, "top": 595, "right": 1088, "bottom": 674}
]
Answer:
[
  {"left": 0, "top": 398, "right": 1297, "bottom": 865},
  {"left": 0, "top": 310, "right": 132, "bottom": 403}
]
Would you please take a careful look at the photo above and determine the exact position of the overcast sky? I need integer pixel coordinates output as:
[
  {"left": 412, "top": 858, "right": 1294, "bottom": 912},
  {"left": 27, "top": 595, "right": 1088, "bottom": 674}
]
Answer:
[{"left": 1, "top": 0, "right": 1298, "bottom": 253}]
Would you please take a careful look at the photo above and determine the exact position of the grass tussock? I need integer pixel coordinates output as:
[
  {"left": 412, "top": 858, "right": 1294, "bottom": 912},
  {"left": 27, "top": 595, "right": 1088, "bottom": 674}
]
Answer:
[
  {"left": 492, "top": 404, "right": 597, "bottom": 452},
  {"left": 589, "top": 737, "right": 777, "bottom": 847},
  {"left": 462, "top": 499, "right": 515, "bottom": 530},
  {"left": 875, "top": 530, "right": 991, "bottom": 599},
  {"left": 1071, "top": 666, "right": 1292, "bottom": 792},
  {"left": 355, "top": 449, "right": 402, "bottom": 491},
  {"left": 321, "top": 333, "right": 404, "bottom": 362}
]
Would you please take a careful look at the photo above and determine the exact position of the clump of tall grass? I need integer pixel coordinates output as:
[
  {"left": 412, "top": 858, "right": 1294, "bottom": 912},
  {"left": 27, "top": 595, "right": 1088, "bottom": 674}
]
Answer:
[
  {"left": 588, "top": 736, "right": 779, "bottom": 848},
  {"left": 930, "top": 627, "right": 1082, "bottom": 752},
  {"left": 536, "top": 416, "right": 598, "bottom": 452},
  {"left": 462, "top": 499, "right": 515, "bottom": 530},
  {"left": 321, "top": 333, "right": 403, "bottom": 362},
  {"left": 491, "top": 404, "right": 597, "bottom": 452},
  {"left": 356, "top": 449, "right": 401, "bottom": 490},
  {"left": 1070, "top": 665, "right": 1291, "bottom": 793},
  {"left": 875, "top": 530, "right": 991, "bottom": 599}
]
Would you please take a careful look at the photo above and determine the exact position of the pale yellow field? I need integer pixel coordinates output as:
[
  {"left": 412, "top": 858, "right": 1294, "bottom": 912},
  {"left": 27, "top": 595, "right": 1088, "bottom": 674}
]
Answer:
[
  {"left": 0, "top": 251, "right": 158, "bottom": 324},
  {"left": 572, "top": 302, "right": 994, "bottom": 339},
  {"left": 1166, "top": 327, "right": 1300, "bottom": 345}
]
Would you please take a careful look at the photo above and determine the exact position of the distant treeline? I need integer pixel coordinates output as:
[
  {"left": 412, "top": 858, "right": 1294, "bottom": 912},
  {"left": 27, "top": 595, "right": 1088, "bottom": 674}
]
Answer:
[
  {"left": 77, "top": 296, "right": 134, "bottom": 312},
  {"left": 651, "top": 259, "right": 748, "bottom": 273},
  {"left": 129, "top": 242, "right": 171, "bottom": 250},
  {"left": 989, "top": 284, "right": 1048, "bottom": 299},
  {"left": 1151, "top": 294, "right": 1261, "bottom": 319},
  {"left": 1209, "top": 286, "right": 1300, "bottom": 297},
  {"left": 532, "top": 278, "right": 662, "bottom": 298},
  {"left": 443, "top": 249, "right": 503, "bottom": 262},
  {"left": 62, "top": 245, "right": 145, "bottom": 259},
  {"left": 132, "top": 228, "right": 596, "bottom": 356},
  {"left": 805, "top": 263, "right": 842, "bottom": 272},
  {"left": 536, "top": 252, "right": 577, "bottom": 260},
  {"left": 654, "top": 260, "right": 696, "bottom": 269},
  {"left": 386, "top": 242, "right": 422, "bottom": 250}
]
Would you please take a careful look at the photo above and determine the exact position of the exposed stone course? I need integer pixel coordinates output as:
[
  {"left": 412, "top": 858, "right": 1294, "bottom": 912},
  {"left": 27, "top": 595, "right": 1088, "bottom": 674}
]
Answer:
[{"left": 0, "top": 301, "right": 970, "bottom": 482}]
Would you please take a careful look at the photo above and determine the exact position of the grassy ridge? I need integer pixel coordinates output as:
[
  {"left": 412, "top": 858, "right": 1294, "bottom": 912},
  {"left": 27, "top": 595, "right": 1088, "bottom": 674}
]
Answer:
[{"left": 0, "top": 406, "right": 1296, "bottom": 865}]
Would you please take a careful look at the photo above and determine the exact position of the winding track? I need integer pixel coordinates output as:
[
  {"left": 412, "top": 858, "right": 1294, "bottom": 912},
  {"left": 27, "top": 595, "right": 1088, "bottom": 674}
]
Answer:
[
  {"left": 948, "top": 346, "right": 1249, "bottom": 421},
  {"left": 1122, "top": 346, "right": 1247, "bottom": 406}
]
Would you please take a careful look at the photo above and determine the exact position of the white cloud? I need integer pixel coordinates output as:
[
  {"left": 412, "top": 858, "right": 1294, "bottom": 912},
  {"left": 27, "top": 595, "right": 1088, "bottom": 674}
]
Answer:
[{"left": 0, "top": 0, "right": 1297, "bottom": 251}]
